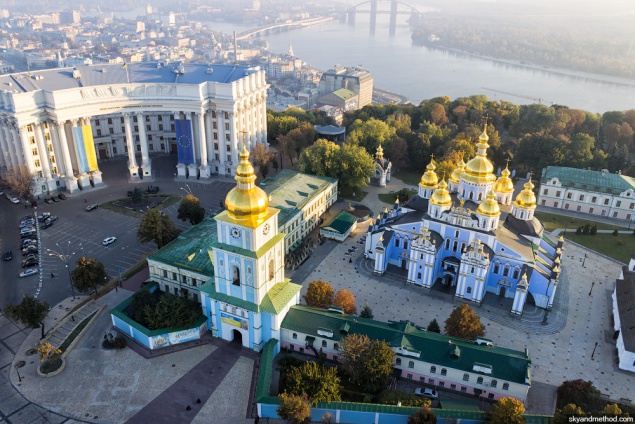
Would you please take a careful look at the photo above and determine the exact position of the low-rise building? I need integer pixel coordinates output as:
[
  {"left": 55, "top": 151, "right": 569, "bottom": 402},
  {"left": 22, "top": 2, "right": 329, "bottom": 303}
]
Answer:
[
  {"left": 539, "top": 166, "right": 635, "bottom": 222},
  {"left": 613, "top": 256, "right": 635, "bottom": 373}
]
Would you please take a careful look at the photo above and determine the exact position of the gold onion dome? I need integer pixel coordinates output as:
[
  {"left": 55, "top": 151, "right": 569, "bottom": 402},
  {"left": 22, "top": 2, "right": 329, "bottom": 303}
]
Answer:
[
  {"left": 477, "top": 190, "right": 501, "bottom": 217},
  {"left": 461, "top": 126, "right": 496, "bottom": 184},
  {"left": 494, "top": 165, "right": 515, "bottom": 193},
  {"left": 514, "top": 180, "right": 537, "bottom": 209},
  {"left": 376, "top": 144, "right": 384, "bottom": 160},
  {"left": 449, "top": 159, "right": 465, "bottom": 183},
  {"left": 430, "top": 180, "right": 453, "bottom": 207},
  {"left": 419, "top": 161, "right": 439, "bottom": 189},
  {"left": 224, "top": 143, "right": 269, "bottom": 222}
]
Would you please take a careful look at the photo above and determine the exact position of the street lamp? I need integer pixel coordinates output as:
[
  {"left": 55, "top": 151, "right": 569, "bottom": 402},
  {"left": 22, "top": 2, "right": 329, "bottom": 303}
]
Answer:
[
  {"left": 181, "top": 184, "right": 193, "bottom": 196},
  {"left": 591, "top": 341, "right": 599, "bottom": 359},
  {"left": 582, "top": 253, "right": 587, "bottom": 267},
  {"left": 47, "top": 241, "right": 82, "bottom": 301},
  {"left": 588, "top": 281, "right": 595, "bottom": 296}
]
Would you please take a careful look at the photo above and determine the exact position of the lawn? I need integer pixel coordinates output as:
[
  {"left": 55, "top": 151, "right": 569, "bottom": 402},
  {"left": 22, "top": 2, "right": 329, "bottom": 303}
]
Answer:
[
  {"left": 534, "top": 211, "right": 625, "bottom": 232},
  {"left": 340, "top": 186, "right": 368, "bottom": 202},
  {"left": 565, "top": 233, "right": 634, "bottom": 263},
  {"left": 392, "top": 170, "right": 421, "bottom": 186},
  {"left": 378, "top": 190, "right": 417, "bottom": 205}
]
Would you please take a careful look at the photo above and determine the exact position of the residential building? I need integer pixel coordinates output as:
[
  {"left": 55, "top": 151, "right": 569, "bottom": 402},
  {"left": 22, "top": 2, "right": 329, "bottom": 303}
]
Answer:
[{"left": 318, "top": 66, "right": 373, "bottom": 110}]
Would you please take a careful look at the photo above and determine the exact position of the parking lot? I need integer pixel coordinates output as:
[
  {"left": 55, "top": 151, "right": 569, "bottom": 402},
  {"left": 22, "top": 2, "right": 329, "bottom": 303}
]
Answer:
[{"left": 0, "top": 154, "right": 235, "bottom": 310}]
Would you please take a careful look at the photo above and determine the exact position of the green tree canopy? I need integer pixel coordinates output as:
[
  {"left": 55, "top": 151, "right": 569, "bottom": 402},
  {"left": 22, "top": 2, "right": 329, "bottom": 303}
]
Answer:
[
  {"left": 138, "top": 208, "right": 180, "bottom": 249},
  {"left": 360, "top": 303, "right": 374, "bottom": 319},
  {"left": 553, "top": 404, "right": 585, "bottom": 424},
  {"left": 286, "top": 361, "right": 341, "bottom": 405},
  {"left": 333, "top": 142, "right": 375, "bottom": 189},
  {"left": 71, "top": 257, "right": 109, "bottom": 293},
  {"left": 347, "top": 117, "right": 397, "bottom": 153},
  {"left": 427, "top": 319, "right": 441, "bottom": 333},
  {"left": 490, "top": 397, "right": 526, "bottom": 424},
  {"left": 277, "top": 392, "right": 311, "bottom": 424},
  {"left": 303, "top": 280, "right": 334, "bottom": 309},
  {"left": 298, "top": 139, "right": 339, "bottom": 177},
  {"left": 444, "top": 304, "right": 485, "bottom": 340},
  {"left": 339, "top": 334, "right": 394, "bottom": 394},
  {"left": 556, "top": 380, "right": 603, "bottom": 411},
  {"left": 177, "top": 194, "right": 205, "bottom": 225},
  {"left": 4, "top": 296, "right": 49, "bottom": 328}
]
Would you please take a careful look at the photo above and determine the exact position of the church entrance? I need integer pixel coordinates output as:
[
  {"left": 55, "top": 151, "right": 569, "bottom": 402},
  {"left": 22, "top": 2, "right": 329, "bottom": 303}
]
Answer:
[
  {"left": 231, "top": 329, "right": 243, "bottom": 346},
  {"left": 499, "top": 286, "right": 506, "bottom": 297}
]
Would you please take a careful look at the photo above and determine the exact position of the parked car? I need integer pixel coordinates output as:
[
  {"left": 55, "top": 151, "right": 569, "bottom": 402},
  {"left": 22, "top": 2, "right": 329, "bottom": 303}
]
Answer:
[
  {"left": 21, "top": 258, "right": 38, "bottom": 268},
  {"left": 4, "top": 250, "right": 12, "bottom": 261},
  {"left": 20, "top": 269, "right": 38, "bottom": 278},
  {"left": 19, "top": 221, "right": 35, "bottom": 229},
  {"left": 46, "top": 215, "right": 58, "bottom": 222},
  {"left": 38, "top": 212, "right": 51, "bottom": 222},
  {"left": 58, "top": 193, "right": 67, "bottom": 200},
  {"left": 22, "top": 246, "right": 37, "bottom": 255},
  {"left": 414, "top": 388, "right": 438, "bottom": 399},
  {"left": 52, "top": 196, "right": 60, "bottom": 202},
  {"left": 102, "top": 236, "right": 117, "bottom": 246},
  {"left": 44, "top": 197, "right": 53, "bottom": 204},
  {"left": 21, "top": 240, "right": 37, "bottom": 249},
  {"left": 9, "top": 196, "right": 20, "bottom": 204},
  {"left": 85, "top": 203, "right": 98, "bottom": 211},
  {"left": 146, "top": 186, "right": 160, "bottom": 194},
  {"left": 20, "top": 228, "right": 36, "bottom": 237},
  {"left": 42, "top": 221, "right": 53, "bottom": 229},
  {"left": 0, "top": 190, "right": 4, "bottom": 195}
]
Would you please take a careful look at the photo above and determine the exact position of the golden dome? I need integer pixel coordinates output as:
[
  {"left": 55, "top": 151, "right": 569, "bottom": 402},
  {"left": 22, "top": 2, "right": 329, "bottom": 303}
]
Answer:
[
  {"left": 224, "top": 143, "right": 270, "bottom": 223},
  {"left": 419, "top": 160, "right": 439, "bottom": 189},
  {"left": 493, "top": 165, "right": 514, "bottom": 193},
  {"left": 430, "top": 180, "right": 452, "bottom": 207},
  {"left": 449, "top": 159, "right": 465, "bottom": 184},
  {"left": 477, "top": 190, "right": 501, "bottom": 217},
  {"left": 376, "top": 144, "right": 384, "bottom": 160},
  {"left": 461, "top": 127, "right": 496, "bottom": 184},
  {"left": 514, "top": 180, "right": 537, "bottom": 209}
]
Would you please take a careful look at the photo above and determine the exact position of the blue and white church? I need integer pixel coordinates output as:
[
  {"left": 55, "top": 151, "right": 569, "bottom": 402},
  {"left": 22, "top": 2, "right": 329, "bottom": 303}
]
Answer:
[{"left": 365, "top": 127, "right": 563, "bottom": 315}]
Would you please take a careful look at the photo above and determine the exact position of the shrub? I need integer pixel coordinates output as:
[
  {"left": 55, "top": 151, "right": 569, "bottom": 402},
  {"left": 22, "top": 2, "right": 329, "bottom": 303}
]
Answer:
[
  {"left": 583, "top": 224, "right": 590, "bottom": 235},
  {"left": 114, "top": 337, "right": 127, "bottom": 349},
  {"left": 612, "top": 229, "right": 619, "bottom": 236},
  {"left": 377, "top": 390, "right": 430, "bottom": 407},
  {"left": 576, "top": 226, "right": 582, "bottom": 235},
  {"left": 590, "top": 225, "right": 597, "bottom": 235}
]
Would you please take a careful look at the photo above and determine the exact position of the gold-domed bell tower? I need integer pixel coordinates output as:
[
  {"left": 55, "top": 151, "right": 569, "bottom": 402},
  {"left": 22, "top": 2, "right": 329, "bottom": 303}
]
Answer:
[
  {"left": 511, "top": 179, "right": 537, "bottom": 221},
  {"left": 494, "top": 161, "right": 515, "bottom": 206},
  {"left": 459, "top": 125, "right": 497, "bottom": 203},
  {"left": 427, "top": 179, "right": 453, "bottom": 218},
  {"left": 476, "top": 190, "right": 501, "bottom": 231},
  {"left": 418, "top": 156, "right": 438, "bottom": 199}
]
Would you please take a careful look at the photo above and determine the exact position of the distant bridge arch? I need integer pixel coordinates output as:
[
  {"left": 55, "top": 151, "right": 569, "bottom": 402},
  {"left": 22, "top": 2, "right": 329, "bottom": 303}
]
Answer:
[{"left": 341, "top": 0, "right": 422, "bottom": 35}]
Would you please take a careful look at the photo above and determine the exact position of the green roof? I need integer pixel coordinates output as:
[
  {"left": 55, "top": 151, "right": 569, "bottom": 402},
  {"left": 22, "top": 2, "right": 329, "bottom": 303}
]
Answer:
[
  {"left": 255, "top": 338, "right": 277, "bottom": 401},
  {"left": 260, "top": 169, "right": 337, "bottom": 227},
  {"left": 321, "top": 211, "right": 357, "bottom": 234},
  {"left": 541, "top": 166, "right": 635, "bottom": 195},
  {"left": 281, "top": 306, "right": 531, "bottom": 385},
  {"left": 199, "top": 278, "right": 301, "bottom": 315},
  {"left": 332, "top": 88, "right": 357, "bottom": 100},
  {"left": 147, "top": 217, "right": 217, "bottom": 277}
]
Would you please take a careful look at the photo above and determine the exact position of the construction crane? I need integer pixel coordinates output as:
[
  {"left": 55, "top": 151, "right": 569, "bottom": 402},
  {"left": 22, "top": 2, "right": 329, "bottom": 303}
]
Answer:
[{"left": 482, "top": 87, "right": 554, "bottom": 105}]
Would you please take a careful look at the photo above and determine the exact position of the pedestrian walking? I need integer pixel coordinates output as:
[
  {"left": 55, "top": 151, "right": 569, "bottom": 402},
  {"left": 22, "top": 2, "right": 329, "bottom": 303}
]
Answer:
[
  {"left": 349, "top": 257, "right": 352, "bottom": 263},
  {"left": 51, "top": 272, "right": 55, "bottom": 278},
  {"left": 84, "top": 198, "right": 87, "bottom": 203},
  {"left": 71, "top": 315, "right": 75, "bottom": 322},
  {"left": 115, "top": 285, "right": 118, "bottom": 292}
]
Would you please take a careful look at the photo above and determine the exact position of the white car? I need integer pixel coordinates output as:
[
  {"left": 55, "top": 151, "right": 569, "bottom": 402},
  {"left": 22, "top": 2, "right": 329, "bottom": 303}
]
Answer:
[
  {"left": 102, "top": 237, "right": 117, "bottom": 246},
  {"left": 414, "top": 388, "right": 438, "bottom": 399},
  {"left": 20, "top": 269, "right": 38, "bottom": 278},
  {"left": 9, "top": 197, "right": 20, "bottom": 204}
]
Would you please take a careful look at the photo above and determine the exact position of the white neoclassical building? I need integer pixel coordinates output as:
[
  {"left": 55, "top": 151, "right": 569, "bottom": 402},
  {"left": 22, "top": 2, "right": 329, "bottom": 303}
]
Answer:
[{"left": 0, "top": 62, "right": 268, "bottom": 195}]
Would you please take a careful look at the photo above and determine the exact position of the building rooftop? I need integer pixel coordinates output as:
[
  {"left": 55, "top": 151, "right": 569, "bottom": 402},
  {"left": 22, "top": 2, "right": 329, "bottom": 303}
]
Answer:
[
  {"left": 260, "top": 169, "right": 337, "bottom": 226},
  {"left": 332, "top": 88, "right": 357, "bottom": 100},
  {"left": 321, "top": 211, "right": 357, "bottom": 235},
  {"left": 0, "top": 62, "right": 256, "bottom": 93},
  {"left": 541, "top": 166, "right": 635, "bottom": 195},
  {"left": 616, "top": 265, "right": 635, "bottom": 352},
  {"left": 282, "top": 305, "right": 532, "bottom": 386}
]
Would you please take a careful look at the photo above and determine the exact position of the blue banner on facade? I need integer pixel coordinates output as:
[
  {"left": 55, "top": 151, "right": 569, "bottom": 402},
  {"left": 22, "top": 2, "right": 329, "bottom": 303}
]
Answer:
[
  {"left": 72, "top": 126, "right": 89, "bottom": 173},
  {"left": 175, "top": 119, "right": 194, "bottom": 164}
]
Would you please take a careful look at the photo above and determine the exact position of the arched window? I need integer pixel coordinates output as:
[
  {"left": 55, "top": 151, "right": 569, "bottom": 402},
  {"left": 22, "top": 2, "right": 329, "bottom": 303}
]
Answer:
[
  {"left": 322, "top": 340, "right": 327, "bottom": 348},
  {"left": 445, "top": 238, "right": 450, "bottom": 249},
  {"left": 452, "top": 240, "right": 458, "bottom": 251},
  {"left": 513, "top": 268, "right": 520, "bottom": 279},
  {"left": 463, "top": 373, "right": 469, "bottom": 381},
  {"left": 469, "top": 192, "right": 474, "bottom": 200},
  {"left": 491, "top": 380, "right": 497, "bottom": 388},
  {"left": 408, "top": 361, "right": 414, "bottom": 368},
  {"left": 503, "top": 382, "right": 509, "bottom": 390},
  {"left": 430, "top": 366, "right": 436, "bottom": 373},
  {"left": 494, "top": 263, "right": 500, "bottom": 274},
  {"left": 455, "top": 230, "right": 460, "bottom": 238},
  {"left": 503, "top": 265, "right": 510, "bottom": 277},
  {"left": 467, "top": 287, "right": 472, "bottom": 294},
  {"left": 269, "top": 259, "right": 274, "bottom": 280},
  {"left": 404, "top": 240, "right": 409, "bottom": 250},
  {"left": 461, "top": 242, "right": 466, "bottom": 253},
  {"left": 441, "top": 368, "right": 447, "bottom": 376},
  {"left": 231, "top": 265, "right": 240, "bottom": 286},
  {"left": 477, "top": 192, "right": 483, "bottom": 201},
  {"left": 477, "top": 377, "right": 483, "bottom": 384},
  {"left": 396, "top": 358, "right": 402, "bottom": 365},
  {"left": 292, "top": 333, "right": 297, "bottom": 340}
]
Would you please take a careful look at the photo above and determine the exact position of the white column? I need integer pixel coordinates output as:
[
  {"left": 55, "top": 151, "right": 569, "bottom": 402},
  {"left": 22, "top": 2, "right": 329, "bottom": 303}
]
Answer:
[
  {"left": 18, "top": 125, "right": 37, "bottom": 175},
  {"left": 229, "top": 111, "right": 238, "bottom": 175},
  {"left": 218, "top": 111, "right": 228, "bottom": 176},
  {"left": 186, "top": 112, "right": 198, "bottom": 178},
  {"left": 123, "top": 112, "right": 139, "bottom": 179},
  {"left": 71, "top": 119, "right": 92, "bottom": 188},
  {"left": 174, "top": 111, "right": 187, "bottom": 178},
  {"left": 34, "top": 122, "right": 53, "bottom": 180},
  {"left": 259, "top": 92, "right": 268, "bottom": 145},
  {"left": 136, "top": 111, "right": 152, "bottom": 178},
  {"left": 54, "top": 121, "right": 79, "bottom": 192},
  {"left": 205, "top": 108, "right": 215, "bottom": 174},
  {"left": 197, "top": 110, "right": 210, "bottom": 178},
  {"left": 0, "top": 119, "right": 14, "bottom": 170},
  {"left": 548, "top": 280, "right": 558, "bottom": 308}
]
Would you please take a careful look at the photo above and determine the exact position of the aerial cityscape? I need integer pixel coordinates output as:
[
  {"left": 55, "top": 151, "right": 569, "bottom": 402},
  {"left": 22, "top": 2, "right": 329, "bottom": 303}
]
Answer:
[{"left": 0, "top": 0, "right": 634, "bottom": 423}]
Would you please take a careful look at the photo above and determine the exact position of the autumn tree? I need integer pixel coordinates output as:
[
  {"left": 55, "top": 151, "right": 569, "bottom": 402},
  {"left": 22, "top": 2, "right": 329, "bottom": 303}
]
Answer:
[
  {"left": 4, "top": 296, "right": 49, "bottom": 338},
  {"left": 444, "top": 304, "right": 485, "bottom": 340},
  {"left": 490, "top": 397, "right": 526, "bottom": 424},
  {"left": 138, "top": 208, "right": 180, "bottom": 249},
  {"left": 71, "top": 257, "right": 109, "bottom": 294},
  {"left": 553, "top": 404, "right": 585, "bottom": 424},
  {"left": 427, "top": 319, "right": 441, "bottom": 333},
  {"left": 303, "top": 280, "right": 334, "bottom": 309},
  {"left": 4, "top": 165, "right": 35, "bottom": 199},
  {"left": 251, "top": 142, "right": 275, "bottom": 179},
  {"left": 360, "top": 303, "right": 374, "bottom": 319},
  {"left": 177, "top": 194, "right": 205, "bottom": 225},
  {"left": 600, "top": 403, "right": 627, "bottom": 417},
  {"left": 333, "top": 289, "right": 357, "bottom": 314},
  {"left": 339, "top": 334, "right": 394, "bottom": 393},
  {"left": 278, "top": 134, "right": 297, "bottom": 166},
  {"left": 556, "top": 380, "right": 602, "bottom": 411},
  {"left": 277, "top": 392, "right": 311, "bottom": 424},
  {"left": 408, "top": 405, "right": 437, "bottom": 424},
  {"left": 286, "top": 361, "right": 341, "bottom": 405}
]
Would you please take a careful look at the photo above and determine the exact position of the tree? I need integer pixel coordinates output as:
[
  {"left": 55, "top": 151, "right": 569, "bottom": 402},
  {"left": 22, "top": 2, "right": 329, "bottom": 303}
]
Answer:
[
  {"left": 347, "top": 118, "right": 396, "bottom": 153},
  {"left": 490, "top": 397, "right": 526, "bottom": 424},
  {"left": 554, "top": 404, "right": 585, "bottom": 424},
  {"left": 177, "top": 194, "right": 205, "bottom": 225},
  {"left": 333, "top": 142, "right": 375, "bottom": 189},
  {"left": 4, "top": 165, "right": 35, "bottom": 199},
  {"left": 303, "top": 280, "right": 334, "bottom": 309},
  {"left": 277, "top": 392, "right": 311, "bottom": 424},
  {"left": 298, "top": 139, "right": 340, "bottom": 177},
  {"left": 427, "top": 319, "right": 441, "bottom": 333},
  {"left": 71, "top": 257, "right": 109, "bottom": 294},
  {"left": 600, "top": 404, "right": 626, "bottom": 416},
  {"left": 286, "top": 361, "right": 341, "bottom": 405},
  {"left": 37, "top": 342, "right": 61, "bottom": 362},
  {"left": 138, "top": 208, "right": 180, "bottom": 249},
  {"left": 444, "top": 304, "right": 485, "bottom": 340},
  {"left": 251, "top": 142, "right": 275, "bottom": 179},
  {"left": 131, "top": 187, "right": 143, "bottom": 204},
  {"left": 5, "top": 296, "right": 49, "bottom": 338},
  {"left": 339, "top": 334, "right": 394, "bottom": 394},
  {"left": 556, "top": 380, "right": 602, "bottom": 411},
  {"left": 333, "top": 289, "right": 357, "bottom": 314},
  {"left": 278, "top": 134, "right": 297, "bottom": 166},
  {"left": 360, "top": 303, "right": 374, "bottom": 319},
  {"left": 408, "top": 405, "right": 437, "bottom": 424}
]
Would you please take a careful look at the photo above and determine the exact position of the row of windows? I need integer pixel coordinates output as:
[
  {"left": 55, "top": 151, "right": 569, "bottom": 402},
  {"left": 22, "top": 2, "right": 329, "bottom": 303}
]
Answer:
[
  {"left": 545, "top": 189, "right": 634, "bottom": 209},
  {"left": 401, "top": 364, "right": 511, "bottom": 390},
  {"left": 553, "top": 201, "right": 630, "bottom": 219},
  {"left": 160, "top": 269, "right": 201, "bottom": 287},
  {"left": 492, "top": 263, "right": 520, "bottom": 279},
  {"left": 290, "top": 333, "right": 340, "bottom": 350}
]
